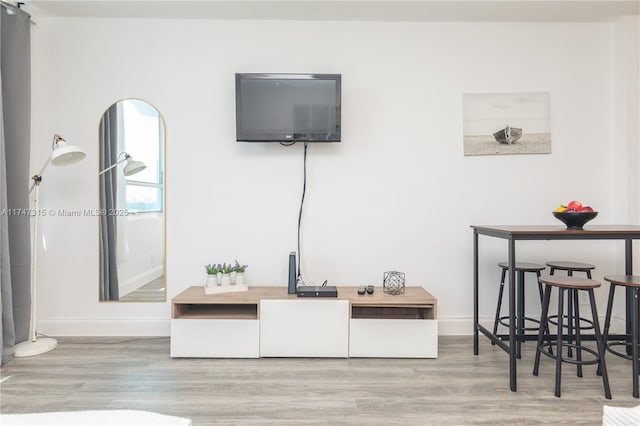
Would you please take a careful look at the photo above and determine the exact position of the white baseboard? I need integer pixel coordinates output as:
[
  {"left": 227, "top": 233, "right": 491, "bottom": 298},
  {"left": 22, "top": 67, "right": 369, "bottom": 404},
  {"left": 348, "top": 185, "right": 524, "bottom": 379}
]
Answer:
[
  {"left": 610, "top": 315, "right": 626, "bottom": 334},
  {"left": 37, "top": 315, "right": 628, "bottom": 337},
  {"left": 40, "top": 318, "right": 471, "bottom": 337},
  {"left": 38, "top": 319, "right": 170, "bottom": 336},
  {"left": 119, "top": 265, "right": 164, "bottom": 297},
  {"left": 437, "top": 317, "right": 474, "bottom": 335}
]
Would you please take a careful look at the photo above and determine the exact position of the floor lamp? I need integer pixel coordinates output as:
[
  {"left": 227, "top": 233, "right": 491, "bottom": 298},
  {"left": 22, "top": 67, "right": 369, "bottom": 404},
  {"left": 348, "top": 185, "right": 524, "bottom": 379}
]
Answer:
[{"left": 14, "top": 134, "right": 86, "bottom": 357}]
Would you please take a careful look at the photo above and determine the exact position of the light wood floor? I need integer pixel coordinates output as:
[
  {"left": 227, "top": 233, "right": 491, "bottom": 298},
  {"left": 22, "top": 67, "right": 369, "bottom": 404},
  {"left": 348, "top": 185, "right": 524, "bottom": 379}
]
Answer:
[
  {"left": 1, "top": 336, "right": 638, "bottom": 425},
  {"left": 119, "top": 276, "right": 165, "bottom": 302}
]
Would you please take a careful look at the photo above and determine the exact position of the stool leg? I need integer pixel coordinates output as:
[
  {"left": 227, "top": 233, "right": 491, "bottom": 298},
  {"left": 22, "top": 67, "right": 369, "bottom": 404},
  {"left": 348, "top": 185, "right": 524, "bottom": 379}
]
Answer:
[
  {"left": 598, "top": 283, "right": 617, "bottom": 377},
  {"left": 537, "top": 272, "right": 552, "bottom": 355},
  {"left": 492, "top": 268, "right": 507, "bottom": 344},
  {"left": 573, "top": 290, "right": 583, "bottom": 378},
  {"left": 602, "top": 284, "right": 617, "bottom": 342},
  {"left": 589, "top": 288, "right": 611, "bottom": 399},
  {"left": 555, "top": 288, "right": 565, "bottom": 397},
  {"left": 536, "top": 271, "right": 544, "bottom": 303},
  {"left": 533, "top": 284, "right": 552, "bottom": 376},
  {"left": 633, "top": 288, "right": 639, "bottom": 398}
]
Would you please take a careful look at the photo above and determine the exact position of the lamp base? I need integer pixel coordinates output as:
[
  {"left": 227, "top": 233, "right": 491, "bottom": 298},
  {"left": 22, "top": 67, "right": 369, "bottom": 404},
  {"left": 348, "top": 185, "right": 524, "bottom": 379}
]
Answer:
[{"left": 14, "top": 337, "right": 57, "bottom": 357}]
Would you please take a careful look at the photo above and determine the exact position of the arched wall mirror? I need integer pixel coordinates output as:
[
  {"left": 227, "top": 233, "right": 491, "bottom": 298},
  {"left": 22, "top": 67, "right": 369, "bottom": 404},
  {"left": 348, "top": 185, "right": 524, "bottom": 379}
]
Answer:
[{"left": 98, "top": 99, "right": 166, "bottom": 302}]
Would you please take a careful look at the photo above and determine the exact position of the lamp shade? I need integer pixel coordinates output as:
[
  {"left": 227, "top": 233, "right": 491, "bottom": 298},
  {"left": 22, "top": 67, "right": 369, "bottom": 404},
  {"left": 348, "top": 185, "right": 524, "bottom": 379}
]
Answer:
[
  {"left": 123, "top": 158, "right": 146, "bottom": 176},
  {"left": 98, "top": 152, "right": 146, "bottom": 176},
  {"left": 50, "top": 140, "right": 86, "bottom": 166}
]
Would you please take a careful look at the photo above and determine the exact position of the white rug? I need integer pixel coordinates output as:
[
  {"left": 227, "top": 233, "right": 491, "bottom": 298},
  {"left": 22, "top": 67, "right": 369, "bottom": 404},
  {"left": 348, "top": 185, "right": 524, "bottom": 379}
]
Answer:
[
  {"left": 0, "top": 409, "right": 192, "bottom": 426},
  {"left": 602, "top": 405, "right": 640, "bottom": 426}
]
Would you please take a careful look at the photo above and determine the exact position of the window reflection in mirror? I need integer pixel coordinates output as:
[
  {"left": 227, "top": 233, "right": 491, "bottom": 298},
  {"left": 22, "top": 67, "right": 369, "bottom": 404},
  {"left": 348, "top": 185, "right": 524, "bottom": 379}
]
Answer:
[{"left": 99, "top": 99, "right": 166, "bottom": 302}]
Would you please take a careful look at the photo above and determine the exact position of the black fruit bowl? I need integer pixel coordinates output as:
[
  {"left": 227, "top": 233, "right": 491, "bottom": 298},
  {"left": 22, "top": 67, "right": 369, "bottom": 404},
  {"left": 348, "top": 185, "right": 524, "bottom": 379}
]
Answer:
[{"left": 552, "top": 211, "right": 598, "bottom": 230}]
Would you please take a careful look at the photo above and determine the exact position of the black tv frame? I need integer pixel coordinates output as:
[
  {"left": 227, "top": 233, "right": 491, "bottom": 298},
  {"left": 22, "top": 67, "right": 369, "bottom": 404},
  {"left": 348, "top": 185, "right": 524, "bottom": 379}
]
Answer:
[{"left": 235, "top": 73, "right": 341, "bottom": 143}]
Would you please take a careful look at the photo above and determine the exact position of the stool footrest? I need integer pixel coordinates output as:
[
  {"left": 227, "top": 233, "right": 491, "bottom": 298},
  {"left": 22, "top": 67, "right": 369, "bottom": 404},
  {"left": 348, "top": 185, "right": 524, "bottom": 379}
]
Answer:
[
  {"left": 538, "top": 342, "right": 601, "bottom": 366},
  {"left": 547, "top": 314, "right": 595, "bottom": 330},
  {"left": 606, "top": 341, "right": 639, "bottom": 361},
  {"left": 498, "top": 315, "right": 541, "bottom": 331}
]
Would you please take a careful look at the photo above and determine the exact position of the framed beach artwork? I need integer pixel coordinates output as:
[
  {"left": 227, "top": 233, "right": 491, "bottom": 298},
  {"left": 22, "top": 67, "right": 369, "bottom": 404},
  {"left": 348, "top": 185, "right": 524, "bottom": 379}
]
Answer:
[{"left": 463, "top": 92, "right": 551, "bottom": 156}]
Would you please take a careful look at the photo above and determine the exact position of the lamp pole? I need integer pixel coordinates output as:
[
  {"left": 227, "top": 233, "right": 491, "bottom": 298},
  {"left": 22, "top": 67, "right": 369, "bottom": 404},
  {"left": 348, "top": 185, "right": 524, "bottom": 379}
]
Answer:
[
  {"left": 14, "top": 134, "right": 85, "bottom": 357},
  {"left": 14, "top": 174, "right": 58, "bottom": 356},
  {"left": 28, "top": 175, "right": 45, "bottom": 344}
]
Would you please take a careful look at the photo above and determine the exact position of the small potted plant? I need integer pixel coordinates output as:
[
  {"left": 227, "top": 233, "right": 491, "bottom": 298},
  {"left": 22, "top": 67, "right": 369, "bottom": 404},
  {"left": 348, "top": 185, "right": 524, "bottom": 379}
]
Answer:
[
  {"left": 233, "top": 260, "right": 248, "bottom": 286},
  {"left": 205, "top": 264, "right": 219, "bottom": 287},
  {"left": 219, "top": 262, "right": 233, "bottom": 286}
]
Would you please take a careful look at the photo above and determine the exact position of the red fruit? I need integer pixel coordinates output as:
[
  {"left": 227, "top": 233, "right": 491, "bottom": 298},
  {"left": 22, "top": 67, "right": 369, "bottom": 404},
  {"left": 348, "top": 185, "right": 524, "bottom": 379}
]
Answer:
[
  {"left": 567, "top": 200, "right": 582, "bottom": 211},
  {"left": 580, "top": 206, "right": 594, "bottom": 212}
]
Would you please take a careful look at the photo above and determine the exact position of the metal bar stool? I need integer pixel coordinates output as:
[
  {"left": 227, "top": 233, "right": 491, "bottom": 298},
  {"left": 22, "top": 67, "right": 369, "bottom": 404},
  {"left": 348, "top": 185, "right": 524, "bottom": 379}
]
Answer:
[
  {"left": 493, "top": 262, "right": 546, "bottom": 358},
  {"left": 602, "top": 275, "right": 640, "bottom": 398},
  {"left": 533, "top": 275, "right": 611, "bottom": 399},
  {"left": 547, "top": 261, "right": 597, "bottom": 357}
]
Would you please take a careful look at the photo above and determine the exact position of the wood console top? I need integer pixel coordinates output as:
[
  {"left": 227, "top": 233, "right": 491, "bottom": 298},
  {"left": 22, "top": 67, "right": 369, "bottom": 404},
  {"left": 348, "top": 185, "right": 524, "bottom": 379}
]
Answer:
[
  {"left": 173, "top": 285, "right": 436, "bottom": 304},
  {"left": 172, "top": 286, "right": 437, "bottom": 319}
]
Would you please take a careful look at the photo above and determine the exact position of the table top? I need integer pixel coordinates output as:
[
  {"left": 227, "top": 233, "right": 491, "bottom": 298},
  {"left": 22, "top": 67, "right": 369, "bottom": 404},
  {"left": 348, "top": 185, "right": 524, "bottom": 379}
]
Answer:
[
  {"left": 471, "top": 225, "right": 640, "bottom": 239},
  {"left": 172, "top": 285, "right": 437, "bottom": 306}
]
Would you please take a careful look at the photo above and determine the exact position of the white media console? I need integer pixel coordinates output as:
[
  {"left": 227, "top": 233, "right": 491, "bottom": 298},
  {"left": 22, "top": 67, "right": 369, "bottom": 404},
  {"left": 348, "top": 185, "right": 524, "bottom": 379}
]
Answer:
[{"left": 170, "top": 286, "right": 438, "bottom": 358}]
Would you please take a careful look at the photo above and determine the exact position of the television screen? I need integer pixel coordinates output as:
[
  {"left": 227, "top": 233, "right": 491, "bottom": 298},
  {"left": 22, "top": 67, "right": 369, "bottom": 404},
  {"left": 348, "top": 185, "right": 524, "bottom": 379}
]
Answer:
[{"left": 235, "top": 73, "right": 341, "bottom": 142}]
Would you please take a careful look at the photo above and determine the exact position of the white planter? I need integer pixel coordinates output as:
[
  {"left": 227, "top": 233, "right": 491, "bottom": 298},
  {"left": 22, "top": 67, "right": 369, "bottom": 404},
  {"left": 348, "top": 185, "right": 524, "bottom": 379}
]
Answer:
[
  {"left": 206, "top": 274, "right": 219, "bottom": 287},
  {"left": 235, "top": 272, "right": 246, "bottom": 286},
  {"left": 220, "top": 273, "right": 232, "bottom": 286}
]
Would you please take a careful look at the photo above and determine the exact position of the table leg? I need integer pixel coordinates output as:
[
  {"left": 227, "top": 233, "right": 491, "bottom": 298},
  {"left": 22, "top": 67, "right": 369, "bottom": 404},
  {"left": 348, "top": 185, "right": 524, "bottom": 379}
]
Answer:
[
  {"left": 632, "top": 288, "right": 639, "bottom": 398},
  {"left": 474, "top": 230, "right": 479, "bottom": 355},
  {"left": 517, "top": 270, "right": 525, "bottom": 359},
  {"left": 626, "top": 239, "right": 633, "bottom": 356},
  {"left": 508, "top": 238, "right": 517, "bottom": 391}
]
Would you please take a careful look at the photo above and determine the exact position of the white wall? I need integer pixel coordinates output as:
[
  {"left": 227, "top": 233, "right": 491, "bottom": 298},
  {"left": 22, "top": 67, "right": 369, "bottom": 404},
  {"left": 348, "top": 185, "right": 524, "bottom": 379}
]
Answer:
[
  {"left": 30, "top": 18, "right": 638, "bottom": 336},
  {"left": 118, "top": 215, "right": 164, "bottom": 295}
]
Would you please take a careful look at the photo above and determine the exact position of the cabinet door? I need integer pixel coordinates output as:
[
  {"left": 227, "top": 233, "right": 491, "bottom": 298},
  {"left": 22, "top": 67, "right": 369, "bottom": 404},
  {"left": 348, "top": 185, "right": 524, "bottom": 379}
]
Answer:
[
  {"left": 260, "top": 300, "right": 349, "bottom": 357},
  {"left": 349, "top": 319, "right": 438, "bottom": 358},
  {"left": 171, "top": 319, "right": 259, "bottom": 358}
]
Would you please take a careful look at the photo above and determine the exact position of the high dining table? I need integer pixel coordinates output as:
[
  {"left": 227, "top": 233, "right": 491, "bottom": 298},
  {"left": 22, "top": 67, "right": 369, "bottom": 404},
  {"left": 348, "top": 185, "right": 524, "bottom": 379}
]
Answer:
[{"left": 471, "top": 225, "right": 640, "bottom": 392}]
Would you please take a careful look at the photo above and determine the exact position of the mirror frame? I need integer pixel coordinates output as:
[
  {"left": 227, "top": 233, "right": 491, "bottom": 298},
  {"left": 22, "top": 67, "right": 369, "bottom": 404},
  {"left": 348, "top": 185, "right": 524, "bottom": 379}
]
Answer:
[{"left": 98, "top": 98, "right": 167, "bottom": 302}]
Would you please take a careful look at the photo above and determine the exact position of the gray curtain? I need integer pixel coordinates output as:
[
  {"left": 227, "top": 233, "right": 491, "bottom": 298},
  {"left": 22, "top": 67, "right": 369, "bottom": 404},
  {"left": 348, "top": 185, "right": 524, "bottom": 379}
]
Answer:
[
  {"left": 1, "top": 4, "right": 32, "bottom": 365},
  {"left": 99, "top": 106, "right": 119, "bottom": 301}
]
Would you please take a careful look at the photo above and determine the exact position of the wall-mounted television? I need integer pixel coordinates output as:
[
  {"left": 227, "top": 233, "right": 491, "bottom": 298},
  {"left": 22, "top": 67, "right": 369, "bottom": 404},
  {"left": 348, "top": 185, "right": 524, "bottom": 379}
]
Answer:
[{"left": 235, "top": 73, "right": 341, "bottom": 143}]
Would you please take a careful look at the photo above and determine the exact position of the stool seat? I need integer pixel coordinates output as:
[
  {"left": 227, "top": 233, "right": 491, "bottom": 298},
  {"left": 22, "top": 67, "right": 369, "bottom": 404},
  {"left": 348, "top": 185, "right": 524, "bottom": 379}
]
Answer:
[
  {"left": 539, "top": 275, "right": 600, "bottom": 290},
  {"left": 546, "top": 261, "right": 596, "bottom": 271},
  {"left": 604, "top": 275, "right": 640, "bottom": 288},
  {"left": 498, "top": 261, "right": 545, "bottom": 272}
]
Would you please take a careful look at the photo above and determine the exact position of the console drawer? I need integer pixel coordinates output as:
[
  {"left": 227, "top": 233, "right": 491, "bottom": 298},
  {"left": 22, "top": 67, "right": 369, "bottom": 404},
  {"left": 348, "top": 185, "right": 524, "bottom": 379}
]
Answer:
[
  {"left": 171, "top": 319, "right": 259, "bottom": 358},
  {"left": 349, "top": 318, "right": 438, "bottom": 358}
]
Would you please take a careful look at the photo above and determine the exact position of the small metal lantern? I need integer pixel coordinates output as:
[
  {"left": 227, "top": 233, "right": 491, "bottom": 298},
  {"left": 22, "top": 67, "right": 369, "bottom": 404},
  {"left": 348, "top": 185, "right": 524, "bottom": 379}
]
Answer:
[{"left": 383, "top": 271, "right": 405, "bottom": 295}]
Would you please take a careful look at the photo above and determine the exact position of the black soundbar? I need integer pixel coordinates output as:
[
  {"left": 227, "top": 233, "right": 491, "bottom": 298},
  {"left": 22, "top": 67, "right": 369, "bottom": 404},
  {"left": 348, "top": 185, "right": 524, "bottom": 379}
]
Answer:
[{"left": 297, "top": 286, "right": 338, "bottom": 297}]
